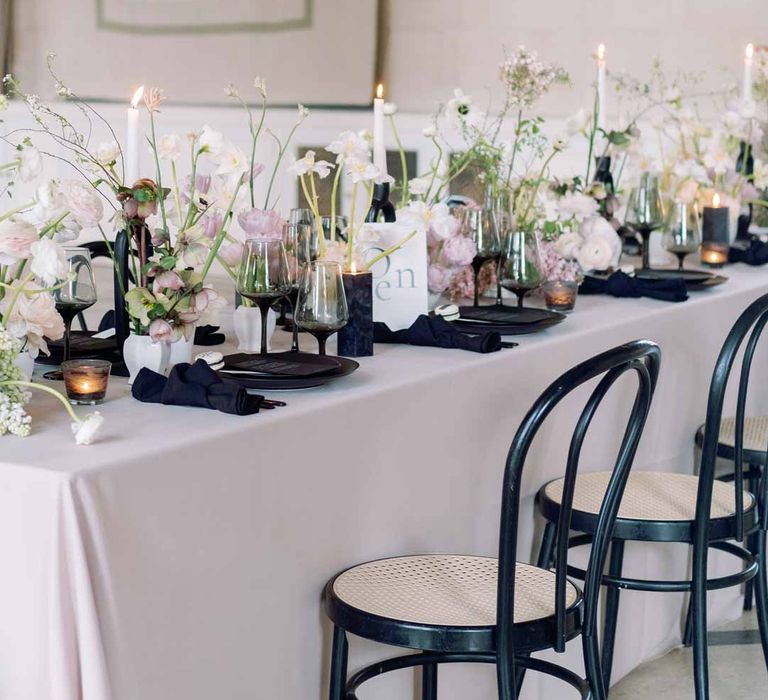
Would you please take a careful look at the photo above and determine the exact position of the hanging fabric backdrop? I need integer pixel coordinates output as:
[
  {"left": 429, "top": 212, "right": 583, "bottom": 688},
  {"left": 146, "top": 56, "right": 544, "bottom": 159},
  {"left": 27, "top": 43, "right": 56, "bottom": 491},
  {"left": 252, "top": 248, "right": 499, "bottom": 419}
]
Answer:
[{"left": 12, "top": 0, "right": 378, "bottom": 105}]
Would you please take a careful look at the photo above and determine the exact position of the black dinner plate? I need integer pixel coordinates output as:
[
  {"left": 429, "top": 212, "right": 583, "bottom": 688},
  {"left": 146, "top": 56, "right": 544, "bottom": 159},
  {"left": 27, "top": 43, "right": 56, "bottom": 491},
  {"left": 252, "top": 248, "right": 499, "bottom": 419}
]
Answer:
[
  {"left": 219, "top": 352, "right": 359, "bottom": 390},
  {"left": 633, "top": 268, "right": 728, "bottom": 291},
  {"left": 448, "top": 305, "right": 567, "bottom": 335},
  {"left": 221, "top": 352, "right": 342, "bottom": 377}
]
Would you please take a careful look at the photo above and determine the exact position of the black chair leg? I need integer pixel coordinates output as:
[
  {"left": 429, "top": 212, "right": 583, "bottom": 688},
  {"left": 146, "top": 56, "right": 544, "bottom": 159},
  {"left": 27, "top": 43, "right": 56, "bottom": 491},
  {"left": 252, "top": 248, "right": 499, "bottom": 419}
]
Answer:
[
  {"left": 513, "top": 521, "right": 558, "bottom": 698},
  {"left": 682, "top": 599, "right": 693, "bottom": 647},
  {"left": 754, "top": 529, "right": 768, "bottom": 668},
  {"left": 328, "top": 625, "right": 348, "bottom": 700},
  {"left": 691, "top": 551, "right": 710, "bottom": 700},
  {"left": 584, "top": 629, "right": 607, "bottom": 700},
  {"left": 744, "top": 467, "right": 760, "bottom": 611},
  {"left": 601, "top": 539, "right": 625, "bottom": 692},
  {"left": 422, "top": 658, "right": 437, "bottom": 700}
]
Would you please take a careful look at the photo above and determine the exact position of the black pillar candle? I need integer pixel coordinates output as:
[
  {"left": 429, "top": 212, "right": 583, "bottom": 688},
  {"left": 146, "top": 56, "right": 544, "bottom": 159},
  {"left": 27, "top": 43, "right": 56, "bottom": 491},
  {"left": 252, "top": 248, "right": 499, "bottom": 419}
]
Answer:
[
  {"left": 701, "top": 196, "right": 730, "bottom": 268},
  {"left": 337, "top": 271, "right": 374, "bottom": 357}
]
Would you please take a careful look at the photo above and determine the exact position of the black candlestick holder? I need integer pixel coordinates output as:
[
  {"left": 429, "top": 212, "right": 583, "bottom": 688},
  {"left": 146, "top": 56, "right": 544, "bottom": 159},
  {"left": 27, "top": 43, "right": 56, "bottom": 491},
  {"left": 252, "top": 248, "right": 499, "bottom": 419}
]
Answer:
[
  {"left": 365, "top": 182, "right": 397, "bottom": 223},
  {"left": 337, "top": 271, "right": 374, "bottom": 357}
]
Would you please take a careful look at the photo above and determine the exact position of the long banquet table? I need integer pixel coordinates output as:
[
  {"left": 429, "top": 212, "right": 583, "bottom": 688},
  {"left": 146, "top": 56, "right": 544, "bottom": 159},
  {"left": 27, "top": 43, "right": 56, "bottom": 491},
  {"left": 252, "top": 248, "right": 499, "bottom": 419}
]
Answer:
[{"left": 2, "top": 264, "right": 768, "bottom": 700}]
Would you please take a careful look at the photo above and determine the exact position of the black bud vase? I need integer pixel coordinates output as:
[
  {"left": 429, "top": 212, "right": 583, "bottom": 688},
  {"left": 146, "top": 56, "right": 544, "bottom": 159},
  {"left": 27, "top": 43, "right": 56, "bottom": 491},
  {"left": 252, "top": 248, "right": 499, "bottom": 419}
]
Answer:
[{"left": 337, "top": 271, "right": 374, "bottom": 357}]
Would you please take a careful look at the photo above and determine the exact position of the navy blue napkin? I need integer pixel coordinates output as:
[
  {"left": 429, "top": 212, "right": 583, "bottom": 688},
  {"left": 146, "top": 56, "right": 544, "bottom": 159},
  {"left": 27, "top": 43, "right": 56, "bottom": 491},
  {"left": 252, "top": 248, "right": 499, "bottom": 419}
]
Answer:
[
  {"left": 373, "top": 315, "right": 502, "bottom": 353},
  {"left": 580, "top": 271, "right": 688, "bottom": 302},
  {"left": 131, "top": 359, "right": 264, "bottom": 415},
  {"left": 729, "top": 238, "right": 768, "bottom": 266}
]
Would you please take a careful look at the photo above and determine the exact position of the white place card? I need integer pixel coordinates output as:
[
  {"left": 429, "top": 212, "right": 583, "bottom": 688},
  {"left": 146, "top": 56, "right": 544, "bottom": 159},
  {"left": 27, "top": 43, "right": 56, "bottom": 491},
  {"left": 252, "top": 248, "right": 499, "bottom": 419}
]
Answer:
[{"left": 361, "top": 223, "right": 427, "bottom": 331}]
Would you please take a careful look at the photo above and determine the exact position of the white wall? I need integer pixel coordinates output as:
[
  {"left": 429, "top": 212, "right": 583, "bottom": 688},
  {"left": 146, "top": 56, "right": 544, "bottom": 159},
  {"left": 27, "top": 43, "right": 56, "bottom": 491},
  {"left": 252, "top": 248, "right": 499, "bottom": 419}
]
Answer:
[{"left": 383, "top": 0, "right": 766, "bottom": 118}]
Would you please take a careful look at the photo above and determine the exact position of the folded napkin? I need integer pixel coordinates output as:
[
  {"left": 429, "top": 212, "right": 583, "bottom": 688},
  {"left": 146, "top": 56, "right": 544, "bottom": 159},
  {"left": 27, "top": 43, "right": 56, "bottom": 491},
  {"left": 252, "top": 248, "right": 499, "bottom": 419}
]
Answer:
[
  {"left": 580, "top": 271, "right": 688, "bottom": 303},
  {"left": 132, "top": 360, "right": 265, "bottom": 415},
  {"left": 373, "top": 315, "right": 502, "bottom": 353},
  {"left": 729, "top": 238, "right": 768, "bottom": 266}
]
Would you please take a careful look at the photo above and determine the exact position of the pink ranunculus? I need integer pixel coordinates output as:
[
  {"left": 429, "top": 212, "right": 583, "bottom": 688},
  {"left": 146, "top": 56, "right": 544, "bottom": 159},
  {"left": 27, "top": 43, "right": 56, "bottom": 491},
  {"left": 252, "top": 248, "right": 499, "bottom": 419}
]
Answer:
[
  {"left": 0, "top": 219, "right": 39, "bottom": 265},
  {"left": 427, "top": 264, "right": 452, "bottom": 294},
  {"left": 152, "top": 270, "right": 184, "bottom": 294},
  {"left": 219, "top": 242, "right": 243, "bottom": 267},
  {"left": 148, "top": 318, "right": 175, "bottom": 343},
  {"left": 237, "top": 207, "right": 285, "bottom": 239},
  {"left": 440, "top": 235, "right": 477, "bottom": 267}
]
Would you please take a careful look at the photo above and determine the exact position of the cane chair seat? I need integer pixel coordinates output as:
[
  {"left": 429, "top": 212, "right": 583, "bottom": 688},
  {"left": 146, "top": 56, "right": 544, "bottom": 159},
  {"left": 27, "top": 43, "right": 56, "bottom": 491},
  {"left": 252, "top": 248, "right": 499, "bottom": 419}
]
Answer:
[
  {"left": 695, "top": 416, "right": 768, "bottom": 465},
  {"left": 325, "top": 555, "right": 582, "bottom": 654},
  {"left": 540, "top": 471, "right": 756, "bottom": 542},
  {"left": 332, "top": 555, "right": 579, "bottom": 626}
]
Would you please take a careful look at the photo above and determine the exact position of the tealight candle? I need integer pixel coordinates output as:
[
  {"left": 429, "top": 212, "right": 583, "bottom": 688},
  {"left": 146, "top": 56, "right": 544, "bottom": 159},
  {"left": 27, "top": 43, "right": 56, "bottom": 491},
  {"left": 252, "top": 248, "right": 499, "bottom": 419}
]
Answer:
[
  {"left": 701, "top": 193, "right": 730, "bottom": 268},
  {"left": 543, "top": 280, "right": 578, "bottom": 312},
  {"left": 62, "top": 360, "right": 111, "bottom": 405}
]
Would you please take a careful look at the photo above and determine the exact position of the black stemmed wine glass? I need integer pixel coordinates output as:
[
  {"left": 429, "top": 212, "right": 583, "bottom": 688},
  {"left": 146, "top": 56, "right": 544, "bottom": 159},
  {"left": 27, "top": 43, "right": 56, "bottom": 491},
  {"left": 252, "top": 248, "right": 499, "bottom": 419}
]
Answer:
[
  {"left": 283, "top": 222, "right": 311, "bottom": 352},
  {"left": 466, "top": 208, "right": 501, "bottom": 307},
  {"left": 663, "top": 201, "right": 701, "bottom": 270},
  {"left": 499, "top": 230, "right": 542, "bottom": 309},
  {"left": 44, "top": 247, "right": 97, "bottom": 381},
  {"left": 295, "top": 261, "right": 348, "bottom": 356},
  {"left": 237, "top": 238, "right": 292, "bottom": 355},
  {"left": 625, "top": 173, "right": 665, "bottom": 271}
]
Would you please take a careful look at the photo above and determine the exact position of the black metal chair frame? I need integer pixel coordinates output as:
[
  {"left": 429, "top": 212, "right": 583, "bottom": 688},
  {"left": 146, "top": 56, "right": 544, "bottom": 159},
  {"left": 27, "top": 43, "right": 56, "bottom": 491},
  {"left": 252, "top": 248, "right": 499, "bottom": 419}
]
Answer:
[
  {"left": 323, "top": 340, "right": 661, "bottom": 700},
  {"left": 536, "top": 293, "right": 768, "bottom": 699},
  {"left": 693, "top": 424, "right": 766, "bottom": 612}
]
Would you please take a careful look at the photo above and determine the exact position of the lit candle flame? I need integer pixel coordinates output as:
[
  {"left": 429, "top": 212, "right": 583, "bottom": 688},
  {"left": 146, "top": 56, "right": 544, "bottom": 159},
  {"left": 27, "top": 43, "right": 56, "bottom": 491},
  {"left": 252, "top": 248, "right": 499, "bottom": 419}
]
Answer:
[
  {"left": 376, "top": 83, "right": 384, "bottom": 100},
  {"left": 713, "top": 193, "right": 721, "bottom": 207},
  {"left": 350, "top": 261, "right": 357, "bottom": 274},
  {"left": 130, "top": 85, "right": 145, "bottom": 108},
  {"left": 746, "top": 43, "right": 755, "bottom": 60},
  {"left": 597, "top": 44, "right": 606, "bottom": 62}
]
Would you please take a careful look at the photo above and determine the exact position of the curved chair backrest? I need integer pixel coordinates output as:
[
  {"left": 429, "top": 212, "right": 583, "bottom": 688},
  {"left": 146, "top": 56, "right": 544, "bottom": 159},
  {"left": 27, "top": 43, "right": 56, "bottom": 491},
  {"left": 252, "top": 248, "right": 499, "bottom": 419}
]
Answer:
[
  {"left": 698, "top": 292, "right": 768, "bottom": 542},
  {"left": 496, "top": 340, "right": 661, "bottom": 670}
]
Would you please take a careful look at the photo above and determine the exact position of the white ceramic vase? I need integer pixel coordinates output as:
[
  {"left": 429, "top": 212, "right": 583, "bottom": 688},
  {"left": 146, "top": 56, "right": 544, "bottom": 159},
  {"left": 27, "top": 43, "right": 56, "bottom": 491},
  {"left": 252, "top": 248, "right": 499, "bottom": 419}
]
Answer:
[
  {"left": 123, "top": 333, "right": 170, "bottom": 385},
  {"left": 233, "top": 305, "right": 276, "bottom": 353},
  {"left": 13, "top": 350, "right": 34, "bottom": 380},
  {"left": 167, "top": 328, "right": 196, "bottom": 369}
]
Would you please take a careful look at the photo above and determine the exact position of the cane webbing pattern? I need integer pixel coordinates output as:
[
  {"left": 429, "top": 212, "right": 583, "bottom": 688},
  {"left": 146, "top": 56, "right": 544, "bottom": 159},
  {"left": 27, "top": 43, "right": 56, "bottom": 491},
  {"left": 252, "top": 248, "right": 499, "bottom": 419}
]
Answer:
[
  {"left": 333, "top": 555, "right": 579, "bottom": 627},
  {"left": 715, "top": 416, "right": 768, "bottom": 453},
  {"left": 544, "top": 471, "right": 754, "bottom": 521}
]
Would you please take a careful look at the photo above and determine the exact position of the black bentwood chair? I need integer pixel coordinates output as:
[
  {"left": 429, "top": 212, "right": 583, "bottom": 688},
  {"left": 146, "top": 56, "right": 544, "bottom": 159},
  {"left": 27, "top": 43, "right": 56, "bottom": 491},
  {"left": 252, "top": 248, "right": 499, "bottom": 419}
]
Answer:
[
  {"left": 322, "top": 340, "right": 660, "bottom": 700},
  {"left": 537, "top": 293, "right": 768, "bottom": 700},
  {"left": 694, "top": 416, "right": 768, "bottom": 612}
]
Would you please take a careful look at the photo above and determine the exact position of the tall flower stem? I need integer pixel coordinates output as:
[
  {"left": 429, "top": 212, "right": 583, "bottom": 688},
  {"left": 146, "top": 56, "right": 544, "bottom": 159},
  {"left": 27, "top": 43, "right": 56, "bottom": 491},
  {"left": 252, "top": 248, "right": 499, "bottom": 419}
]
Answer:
[
  {"left": 147, "top": 110, "right": 169, "bottom": 234},
  {"left": 0, "top": 201, "right": 35, "bottom": 222},
  {"left": 346, "top": 182, "right": 359, "bottom": 271},
  {"left": 0, "top": 380, "right": 81, "bottom": 424},
  {"left": 329, "top": 166, "right": 342, "bottom": 243},
  {"left": 388, "top": 114, "right": 409, "bottom": 205}
]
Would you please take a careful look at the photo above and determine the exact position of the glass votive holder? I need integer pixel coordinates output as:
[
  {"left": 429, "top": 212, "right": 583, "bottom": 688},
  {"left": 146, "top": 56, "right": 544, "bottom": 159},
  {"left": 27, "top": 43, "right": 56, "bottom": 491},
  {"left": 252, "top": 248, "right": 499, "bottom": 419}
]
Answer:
[
  {"left": 543, "top": 279, "right": 578, "bottom": 312},
  {"left": 700, "top": 242, "right": 729, "bottom": 268},
  {"left": 62, "top": 359, "right": 111, "bottom": 405}
]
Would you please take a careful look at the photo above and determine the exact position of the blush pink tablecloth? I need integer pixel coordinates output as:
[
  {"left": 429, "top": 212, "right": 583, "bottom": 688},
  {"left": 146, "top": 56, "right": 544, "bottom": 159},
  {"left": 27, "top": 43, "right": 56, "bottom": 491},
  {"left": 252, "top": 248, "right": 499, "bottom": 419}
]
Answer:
[{"left": 1, "top": 265, "right": 766, "bottom": 700}]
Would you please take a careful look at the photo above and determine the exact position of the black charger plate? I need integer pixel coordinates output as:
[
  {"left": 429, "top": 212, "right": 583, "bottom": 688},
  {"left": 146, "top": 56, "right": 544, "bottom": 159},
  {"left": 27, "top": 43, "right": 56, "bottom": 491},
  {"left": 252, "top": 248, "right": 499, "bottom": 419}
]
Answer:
[
  {"left": 448, "top": 305, "right": 567, "bottom": 335},
  {"left": 219, "top": 352, "right": 359, "bottom": 390},
  {"left": 633, "top": 268, "right": 728, "bottom": 291}
]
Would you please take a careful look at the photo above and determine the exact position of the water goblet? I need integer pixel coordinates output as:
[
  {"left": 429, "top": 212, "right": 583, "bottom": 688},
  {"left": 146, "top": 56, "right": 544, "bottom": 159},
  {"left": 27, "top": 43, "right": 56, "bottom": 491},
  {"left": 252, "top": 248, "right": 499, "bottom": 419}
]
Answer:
[{"left": 295, "top": 261, "right": 349, "bottom": 356}]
